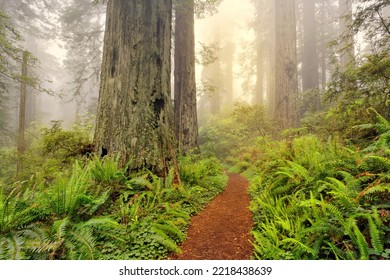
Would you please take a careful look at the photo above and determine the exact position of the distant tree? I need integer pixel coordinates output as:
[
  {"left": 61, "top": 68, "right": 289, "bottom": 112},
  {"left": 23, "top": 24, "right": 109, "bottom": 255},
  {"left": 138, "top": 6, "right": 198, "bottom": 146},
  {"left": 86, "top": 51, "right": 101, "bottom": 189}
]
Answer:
[
  {"left": 0, "top": 9, "right": 22, "bottom": 142},
  {"left": 338, "top": 0, "right": 354, "bottom": 70},
  {"left": 0, "top": 0, "right": 61, "bottom": 135},
  {"left": 16, "top": 51, "right": 29, "bottom": 178},
  {"left": 94, "top": 0, "right": 176, "bottom": 175},
  {"left": 203, "top": 40, "right": 222, "bottom": 115},
  {"left": 194, "top": 0, "right": 222, "bottom": 18},
  {"left": 302, "top": 0, "right": 319, "bottom": 91},
  {"left": 221, "top": 41, "right": 234, "bottom": 107},
  {"left": 61, "top": 0, "right": 106, "bottom": 115},
  {"left": 274, "top": 0, "right": 299, "bottom": 128},
  {"left": 352, "top": 0, "right": 390, "bottom": 53},
  {"left": 241, "top": 0, "right": 275, "bottom": 107},
  {"left": 317, "top": 0, "right": 339, "bottom": 89},
  {"left": 254, "top": 6, "right": 265, "bottom": 106}
]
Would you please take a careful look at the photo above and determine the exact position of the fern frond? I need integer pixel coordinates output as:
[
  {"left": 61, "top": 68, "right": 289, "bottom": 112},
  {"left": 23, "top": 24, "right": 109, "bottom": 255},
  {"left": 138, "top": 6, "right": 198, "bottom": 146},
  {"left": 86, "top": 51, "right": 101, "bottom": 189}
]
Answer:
[
  {"left": 2, "top": 233, "right": 24, "bottom": 260},
  {"left": 351, "top": 222, "right": 369, "bottom": 260},
  {"left": 359, "top": 184, "right": 390, "bottom": 197},
  {"left": 152, "top": 220, "right": 185, "bottom": 242},
  {"left": 280, "top": 238, "right": 317, "bottom": 256},
  {"left": 68, "top": 227, "right": 95, "bottom": 260},
  {"left": 324, "top": 241, "right": 347, "bottom": 260},
  {"left": 367, "top": 216, "right": 383, "bottom": 253},
  {"left": 150, "top": 227, "right": 181, "bottom": 254},
  {"left": 53, "top": 218, "right": 70, "bottom": 240}
]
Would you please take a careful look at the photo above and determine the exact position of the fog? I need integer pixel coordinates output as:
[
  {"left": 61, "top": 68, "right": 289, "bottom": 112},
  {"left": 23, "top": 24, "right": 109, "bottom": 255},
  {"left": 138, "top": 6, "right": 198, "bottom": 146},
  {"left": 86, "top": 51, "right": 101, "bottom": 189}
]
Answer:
[
  {"left": 1, "top": 0, "right": 384, "bottom": 137},
  {"left": 195, "top": 0, "right": 255, "bottom": 105}
]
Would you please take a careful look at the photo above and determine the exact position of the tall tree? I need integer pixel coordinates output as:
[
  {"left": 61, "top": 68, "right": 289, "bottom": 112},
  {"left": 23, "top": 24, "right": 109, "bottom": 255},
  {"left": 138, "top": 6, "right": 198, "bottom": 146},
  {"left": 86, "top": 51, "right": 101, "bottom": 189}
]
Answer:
[
  {"left": 94, "top": 0, "right": 176, "bottom": 175},
  {"left": 208, "top": 49, "right": 222, "bottom": 115},
  {"left": 16, "top": 51, "right": 29, "bottom": 178},
  {"left": 274, "top": 0, "right": 299, "bottom": 128},
  {"left": 61, "top": 0, "right": 106, "bottom": 116},
  {"left": 0, "top": 9, "right": 21, "bottom": 140},
  {"left": 316, "top": 0, "right": 339, "bottom": 89},
  {"left": 253, "top": 0, "right": 270, "bottom": 105},
  {"left": 174, "top": 0, "right": 199, "bottom": 154},
  {"left": 302, "top": 0, "right": 319, "bottom": 91},
  {"left": 221, "top": 41, "right": 234, "bottom": 107},
  {"left": 338, "top": 0, "right": 354, "bottom": 69}
]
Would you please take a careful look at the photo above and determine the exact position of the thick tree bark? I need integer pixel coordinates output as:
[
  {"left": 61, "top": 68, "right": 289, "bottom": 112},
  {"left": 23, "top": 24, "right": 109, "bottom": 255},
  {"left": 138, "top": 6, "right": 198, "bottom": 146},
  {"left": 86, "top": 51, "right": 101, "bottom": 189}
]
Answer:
[
  {"left": 302, "top": 0, "right": 319, "bottom": 91},
  {"left": 174, "top": 0, "right": 199, "bottom": 154},
  {"left": 274, "top": 0, "right": 299, "bottom": 128},
  {"left": 94, "top": 0, "right": 176, "bottom": 175}
]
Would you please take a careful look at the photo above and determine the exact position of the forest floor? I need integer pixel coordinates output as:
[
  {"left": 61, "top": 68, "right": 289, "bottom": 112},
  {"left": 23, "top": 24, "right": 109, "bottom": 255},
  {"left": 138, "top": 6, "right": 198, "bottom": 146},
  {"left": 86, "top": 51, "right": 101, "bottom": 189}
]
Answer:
[{"left": 169, "top": 173, "right": 253, "bottom": 260}]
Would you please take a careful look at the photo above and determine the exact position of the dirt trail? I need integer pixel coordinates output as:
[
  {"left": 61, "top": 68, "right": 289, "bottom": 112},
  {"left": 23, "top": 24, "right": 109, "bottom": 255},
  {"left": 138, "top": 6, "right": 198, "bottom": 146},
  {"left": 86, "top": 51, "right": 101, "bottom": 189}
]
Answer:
[{"left": 170, "top": 173, "right": 253, "bottom": 260}]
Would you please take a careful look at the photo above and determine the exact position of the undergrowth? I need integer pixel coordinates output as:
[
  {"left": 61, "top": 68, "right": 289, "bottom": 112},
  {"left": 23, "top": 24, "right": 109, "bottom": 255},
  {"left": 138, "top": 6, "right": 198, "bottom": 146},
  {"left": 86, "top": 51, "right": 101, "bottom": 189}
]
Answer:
[
  {"left": 0, "top": 122, "right": 228, "bottom": 260},
  {"left": 201, "top": 105, "right": 389, "bottom": 260},
  {"left": 242, "top": 115, "right": 390, "bottom": 260}
]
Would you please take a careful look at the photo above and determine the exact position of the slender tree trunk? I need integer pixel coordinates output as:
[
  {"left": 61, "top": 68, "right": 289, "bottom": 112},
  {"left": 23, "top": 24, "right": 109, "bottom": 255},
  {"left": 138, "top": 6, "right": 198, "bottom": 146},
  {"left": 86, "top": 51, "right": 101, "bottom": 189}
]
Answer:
[
  {"left": 319, "top": 1, "right": 327, "bottom": 90},
  {"left": 94, "top": 0, "right": 176, "bottom": 175},
  {"left": 210, "top": 58, "right": 221, "bottom": 115},
  {"left": 16, "top": 51, "right": 28, "bottom": 179},
  {"left": 274, "top": 0, "right": 299, "bottom": 128},
  {"left": 255, "top": 39, "right": 264, "bottom": 105},
  {"left": 174, "top": 0, "right": 199, "bottom": 154},
  {"left": 338, "top": 0, "right": 354, "bottom": 70},
  {"left": 222, "top": 41, "right": 234, "bottom": 107},
  {"left": 267, "top": 0, "right": 276, "bottom": 118}
]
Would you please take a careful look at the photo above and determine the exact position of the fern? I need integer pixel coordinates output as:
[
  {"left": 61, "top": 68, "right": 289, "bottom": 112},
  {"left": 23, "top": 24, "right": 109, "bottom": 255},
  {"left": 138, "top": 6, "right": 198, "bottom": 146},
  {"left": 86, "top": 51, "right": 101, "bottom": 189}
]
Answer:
[
  {"left": 351, "top": 222, "right": 369, "bottom": 260},
  {"left": 275, "top": 161, "right": 312, "bottom": 184},
  {"left": 280, "top": 238, "right": 317, "bottom": 257},
  {"left": 359, "top": 184, "right": 390, "bottom": 197},
  {"left": 0, "top": 232, "right": 24, "bottom": 260},
  {"left": 367, "top": 215, "right": 383, "bottom": 253},
  {"left": 67, "top": 227, "right": 95, "bottom": 259},
  {"left": 89, "top": 154, "right": 126, "bottom": 185}
]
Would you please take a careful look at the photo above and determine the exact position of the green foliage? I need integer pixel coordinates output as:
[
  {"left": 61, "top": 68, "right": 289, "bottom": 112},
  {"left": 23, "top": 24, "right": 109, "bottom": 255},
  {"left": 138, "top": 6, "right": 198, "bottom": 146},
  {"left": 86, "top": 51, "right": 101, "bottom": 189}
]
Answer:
[
  {"left": 9, "top": 117, "right": 95, "bottom": 183},
  {"left": 302, "top": 49, "right": 390, "bottom": 143},
  {"left": 0, "top": 9, "right": 21, "bottom": 140},
  {"left": 247, "top": 130, "right": 389, "bottom": 260},
  {"left": 0, "top": 134, "right": 228, "bottom": 260},
  {"left": 200, "top": 103, "right": 275, "bottom": 161}
]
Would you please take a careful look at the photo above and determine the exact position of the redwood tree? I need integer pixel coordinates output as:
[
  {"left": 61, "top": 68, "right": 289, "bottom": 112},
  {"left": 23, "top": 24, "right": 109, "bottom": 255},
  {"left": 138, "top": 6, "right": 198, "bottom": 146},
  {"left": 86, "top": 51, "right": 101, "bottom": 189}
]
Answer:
[
  {"left": 302, "top": 0, "right": 319, "bottom": 91},
  {"left": 174, "top": 0, "right": 199, "bottom": 154},
  {"left": 338, "top": 0, "right": 354, "bottom": 70},
  {"left": 94, "top": 0, "right": 176, "bottom": 175},
  {"left": 274, "top": 0, "right": 299, "bottom": 128}
]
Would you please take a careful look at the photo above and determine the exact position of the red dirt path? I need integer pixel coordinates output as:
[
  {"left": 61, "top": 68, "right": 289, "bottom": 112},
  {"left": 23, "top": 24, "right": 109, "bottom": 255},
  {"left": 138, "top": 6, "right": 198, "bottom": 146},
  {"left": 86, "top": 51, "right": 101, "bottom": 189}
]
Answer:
[{"left": 169, "top": 173, "right": 253, "bottom": 260}]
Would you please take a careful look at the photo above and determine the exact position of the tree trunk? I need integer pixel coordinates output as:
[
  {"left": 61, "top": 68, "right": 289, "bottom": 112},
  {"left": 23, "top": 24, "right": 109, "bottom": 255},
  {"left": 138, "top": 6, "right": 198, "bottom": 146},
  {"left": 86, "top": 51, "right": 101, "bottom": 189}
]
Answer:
[
  {"left": 338, "top": 0, "right": 354, "bottom": 70},
  {"left": 267, "top": 1, "right": 276, "bottom": 118},
  {"left": 222, "top": 41, "right": 234, "bottom": 107},
  {"left": 302, "top": 0, "right": 319, "bottom": 91},
  {"left": 274, "top": 0, "right": 299, "bottom": 128},
  {"left": 94, "top": 0, "right": 176, "bottom": 175},
  {"left": 16, "top": 51, "right": 28, "bottom": 179},
  {"left": 255, "top": 40, "right": 264, "bottom": 105},
  {"left": 319, "top": 1, "right": 327, "bottom": 90},
  {"left": 174, "top": 0, "right": 199, "bottom": 154},
  {"left": 210, "top": 57, "right": 221, "bottom": 115}
]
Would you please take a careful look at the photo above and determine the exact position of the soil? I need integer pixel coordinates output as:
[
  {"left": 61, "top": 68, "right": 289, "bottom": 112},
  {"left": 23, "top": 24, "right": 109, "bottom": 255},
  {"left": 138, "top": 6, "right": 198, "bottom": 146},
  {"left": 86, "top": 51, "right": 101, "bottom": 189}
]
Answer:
[{"left": 169, "top": 173, "right": 253, "bottom": 260}]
